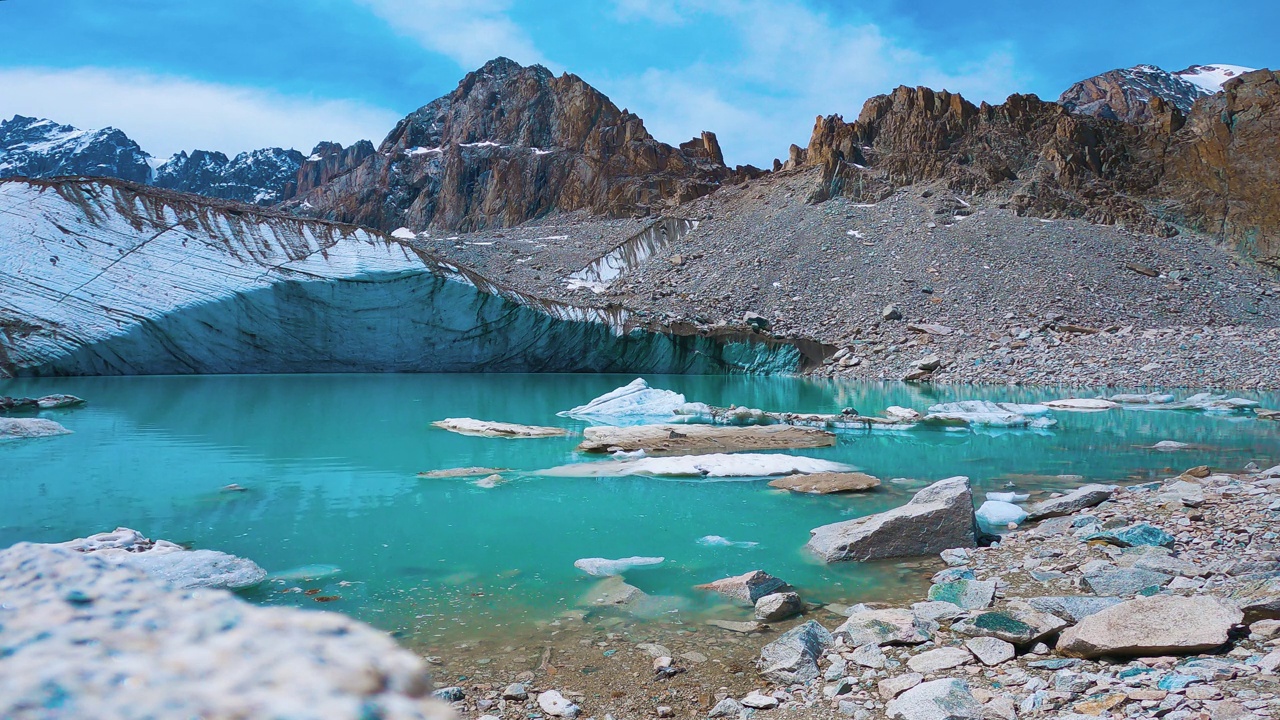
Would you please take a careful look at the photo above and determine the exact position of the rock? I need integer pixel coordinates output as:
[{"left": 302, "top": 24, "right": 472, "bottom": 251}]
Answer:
[
  {"left": 1026, "top": 484, "right": 1117, "bottom": 519},
  {"left": 706, "top": 619, "right": 765, "bottom": 633},
  {"left": 635, "top": 643, "right": 672, "bottom": 658},
  {"left": 573, "top": 556, "right": 665, "bottom": 577},
  {"left": 1085, "top": 522, "right": 1176, "bottom": 549},
  {"left": 907, "top": 324, "right": 954, "bottom": 336},
  {"left": 754, "top": 591, "right": 803, "bottom": 622},
  {"left": 807, "top": 477, "right": 977, "bottom": 562},
  {"left": 952, "top": 607, "right": 1069, "bottom": 645},
  {"left": 579, "top": 424, "right": 835, "bottom": 456},
  {"left": 927, "top": 579, "right": 996, "bottom": 610},
  {"left": 1083, "top": 568, "right": 1172, "bottom": 596},
  {"left": 836, "top": 608, "right": 934, "bottom": 646},
  {"left": 502, "top": 683, "right": 528, "bottom": 700},
  {"left": 965, "top": 637, "right": 1015, "bottom": 666},
  {"left": 886, "top": 679, "right": 983, "bottom": 720},
  {"left": 975, "top": 500, "right": 1028, "bottom": 530},
  {"left": 579, "top": 575, "right": 646, "bottom": 606},
  {"left": 537, "top": 690, "right": 581, "bottom": 718},
  {"left": 741, "top": 692, "right": 778, "bottom": 709},
  {"left": 1026, "top": 596, "right": 1123, "bottom": 623},
  {"left": 35, "top": 394, "right": 87, "bottom": 409},
  {"left": 879, "top": 673, "right": 923, "bottom": 700},
  {"left": 431, "top": 687, "right": 464, "bottom": 702},
  {"left": 743, "top": 312, "right": 771, "bottom": 331},
  {"left": 850, "top": 642, "right": 888, "bottom": 668},
  {"left": 696, "top": 570, "right": 790, "bottom": 605},
  {"left": 768, "top": 472, "right": 881, "bottom": 494},
  {"left": 708, "top": 698, "right": 743, "bottom": 717},
  {"left": 757, "top": 620, "right": 834, "bottom": 684},
  {"left": 431, "top": 418, "right": 567, "bottom": 438},
  {"left": 1126, "top": 262, "right": 1161, "bottom": 277},
  {"left": 1056, "top": 595, "right": 1243, "bottom": 658},
  {"left": 940, "top": 548, "right": 970, "bottom": 567},
  {"left": 914, "top": 354, "right": 942, "bottom": 371},
  {"left": 882, "top": 304, "right": 903, "bottom": 321},
  {"left": 57, "top": 528, "right": 266, "bottom": 590},
  {"left": 906, "top": 646, "right": 973, "bottom": 673},
  {"left": 0, "top": 417, "right": 72, "bottom": 439},
  {"left": 0, "top": 543, "right": 445, "bottom": 720},
  {"left": 0, "top": 396, "right": 40, "bottom": 413},
  {"left": 1228, "top": 577, "right": 1280, "bottom": 622},
  {"left": 912, "top": 601, "right": 965, "bottom": 623}
]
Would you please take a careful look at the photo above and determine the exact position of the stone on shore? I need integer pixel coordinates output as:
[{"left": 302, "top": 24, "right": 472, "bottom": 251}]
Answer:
[
  {"left": 768, "top": 471, "right": 881, "bottom": 494},
  {"left": 836, "top": 608, "right": 935, "bottom": 646},
  {"left": 1026, "top": 484, "right": 1117, "bottom": 519},
  {"left": 965, "top": 637, "right": 1016, "bottom": 666},
  {"left": 1025, "top": 596, "right": 1124, "bottom": 623},
  {"left": 1084, "top": 522, "right": 1176, "bottom": 549},
  {"left": 58, "top": 527, "right": 266, "bottom": 590},
  {"left": 0, "top": 417, "right": 72, "bottom": 439},
  {"left": 0, "top": 543, "right": 448, "bottom": 720},
  {"left": 927, "top": 579, "right": 996, "bottom": 610},
  {"left": 807, "top": 477, "right": 977, "bottom": 562},
  {"left": 1056, "top": 595, "right": 1242, "bottom": 658},
  {"left": 906, "top": 646, "right": 973, "bottom": 673},
  {"left": 755, "top": 591, "right": 803, "bottom": 622},
  {"left": 1082, "top": 568, "right": 1172, "bottom": 596},
  {"left": 757, "top": 620, "right": 834, "bottom": 684},
  {"left": 696, "top": 570, "right": 790, "bottom": 605},
  {"left": 537, "top": 690, "right": 581, "bottom": 718},
  {"left": 432, "top": 418, "right": 567, "bottom": 438},
  {"left": 952, "top": 607, "right": 1069, "bottom": 645},
  {"left": 886, "top": 679, "right": 983, "bottom": 720},
  {"left": 577, "top": 424, "right": 835, "bottom": 456},
  {"left": 879, "top": 673, "right": 923, "bottom": 700}
]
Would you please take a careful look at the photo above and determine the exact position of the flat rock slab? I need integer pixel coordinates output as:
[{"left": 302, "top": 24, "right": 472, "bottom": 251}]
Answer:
[
  {"left": 836, "top": 608, "right": 936, "bottom": 646},
  {"left": 769, "top": 471, "right": 881, "bottom": 494},
  {"left": 577, "top": 424, "right": 835, "bottom": 456},
  {"left": 906, "top": 646, "right": 973, "bottom": 673},
  {"left": 1083, "top": 568, "right": 1172, "bottom": 596},
  {"left": 1057, "top": 595, "right": 1243, "bottom": 658},
  {"left": 927, "top": 579, "right": 996, "bottom": 610},
  {"left": 1027, "top": 484, "right": 1118, "bottom": 520},
  {"left": 1026, "top": 596, "right": 1124, "bottom": 623},
  {"left": 807, "top": 477, "right": 977, "bottom": 562},
  {"left": 432, "top": 418, "right": 567, "bottom": 438},
  {"left": 0, "top": 543, "right": 447, "bottom": 720},
  {"left": 886, "top": 678, "right": 982, "bottom": 720}
]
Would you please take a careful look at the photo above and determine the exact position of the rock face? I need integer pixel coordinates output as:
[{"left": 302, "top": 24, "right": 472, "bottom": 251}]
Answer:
[
  {"left": 1056, "top": 595, "right": 1242, "bottom": 658},
  {"left": 287, "top": 140, "right": 377, "bottom": 199},
  {"left": 0, "top": 543, "right": 449, "bottom": 720},
  {"left": 289, "top": 57, "right": 731, "bottom": 233},
  {"left": 1057, "top": 64, "right": 1235, "bottom": 123},
  {"left": 0, "top": 115, "right": 151, "bottom": 183},
  {"left": 0, "top": 178, "right": 812, "bottom": 377},
  {"left": 807, "top": 477, "right": 977, "bottom": 562},
  {"left": 154, "top": 147, "right": 305, "bottom": 205}
]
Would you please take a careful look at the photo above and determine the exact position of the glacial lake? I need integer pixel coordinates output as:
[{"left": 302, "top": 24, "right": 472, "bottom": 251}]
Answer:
[{"left": 2, "top": 373, "right": 1277, "bottom": 649}]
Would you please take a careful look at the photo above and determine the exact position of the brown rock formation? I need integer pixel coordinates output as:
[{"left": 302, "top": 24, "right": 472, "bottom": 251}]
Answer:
[
  {"left": 1058, "top": 65, "right": 1208, "bottom": 124},
  {"left": 283, "top": 141, "right": 375, "bottom": 200},
  {"left": 289, "top": 58, "right": 730, "bottom": 232}
]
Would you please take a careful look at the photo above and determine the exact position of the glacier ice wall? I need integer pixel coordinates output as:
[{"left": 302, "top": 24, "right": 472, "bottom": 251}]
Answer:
[{"left": 0, "top": 179, "right": 812, "bottom": 376}]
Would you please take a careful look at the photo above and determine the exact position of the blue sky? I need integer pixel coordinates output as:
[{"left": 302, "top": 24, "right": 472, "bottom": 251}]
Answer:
[{"left": 0, "top": 0, "right": 1274, "bottom": 166}]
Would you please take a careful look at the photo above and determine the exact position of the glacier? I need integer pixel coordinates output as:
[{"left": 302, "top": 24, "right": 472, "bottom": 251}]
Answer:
[{"left": 0, "top": 179, "right": 817, "bottom": 376}]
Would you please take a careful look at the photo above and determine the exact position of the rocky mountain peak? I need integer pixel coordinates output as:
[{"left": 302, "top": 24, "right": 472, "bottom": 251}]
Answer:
[
  {"left": 0, "top": 114, "right": 151, "bottom": 183},
  {"left": 290, "top": 57, "right": 731, "bottom": 233},
  {"left": 153, "top": 146, "right": 305, "bottom": 205},
  {"left": 1059, "top": 63, "right": 1258, "bottom": 124}
]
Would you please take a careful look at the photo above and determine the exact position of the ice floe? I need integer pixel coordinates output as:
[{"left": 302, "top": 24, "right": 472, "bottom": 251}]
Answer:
[
  {"left": 559, "top": 378, "right": 691, "bottom": 424},
  {"left": 976, "top": 500, "right": 1029, "bottom": 530},
  {"left": 921, "top": 401, "right": 1056, "bottom": 428},
  {"left": 573, "top": 556, "right": 665, "bottom": 577},
  {"left": 541, "top": 453, "right": 854, "bottom": 478},
  {"left": 986, "top": 491, "right": 1030, "bottom": 503},
  {"left": 432, "top": 418, "right": 567, "bottom": 438},
  {"left": 698, "top": 535, "right": 760, "bottom": 548}
]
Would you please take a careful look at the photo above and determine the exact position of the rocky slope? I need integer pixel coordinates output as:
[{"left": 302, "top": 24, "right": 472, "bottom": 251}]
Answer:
[
  {"left": 0, "top": 177, "right": 814, "bottom": 377},
  {"left": 287, "top": 57, "right": 735, "bottom": 233},
  {"left": 287, "top": 140, "right": 377, "bottom": 199},
  {"left": 152, "top": 146, "right": 305, "bottom": 204},
  {"left": 0, "top": 115, "right": 151, "bottom": 183},
  {"left": 1058, "top": 63, "right": 1256, "bottom": 123}
]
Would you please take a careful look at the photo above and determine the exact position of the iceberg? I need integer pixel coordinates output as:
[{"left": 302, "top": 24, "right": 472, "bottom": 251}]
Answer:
[
  {"left": 976, "top": 500, "right": 1029, "bottom": 530},
  {"left": 431, "top": 418, "right": 567, "bottom": 438},
  {"left": 559, "top": 378, "right": 691, "bottom": 424},
  {"left": 697, "top": 535, "right": 759, "bottom": 548},
  {"left": 541, "top": 453, "right": 854, "bottom": 478},
  {"left": 57, "top": 527, "right": 266, "bottom": 590},
  {"left": 1167, "top": 393, "right": 1261, "bottom": 413},
  {"left": 573, "top": 556, "right": 665, "bottom": 577},
  {"left": 1043, "top": 398, "right": 1119, "bottom": 411},
  {"left": 986, "top": 491, "right": 1030, "bottom": 503},
  {"left": 922, "top": 401, "right": 1056, "bottom": 428},
  {"left": 1105, "top": 393, "right": 1176, "bottom": 404}
]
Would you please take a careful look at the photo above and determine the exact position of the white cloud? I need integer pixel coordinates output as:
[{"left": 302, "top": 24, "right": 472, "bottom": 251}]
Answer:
[
  {"left": 0, "top": 67, "right": 403, "bottom": 159},
  {"left": 356, "top": 0, "right": 548, "bottom": 70},
  {"left": 600, "top": 0, "right": 1027, "bottom": 167}
]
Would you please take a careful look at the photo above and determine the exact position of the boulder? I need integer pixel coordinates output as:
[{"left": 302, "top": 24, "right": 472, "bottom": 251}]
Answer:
[
  {"left": 886, "top": 679, "right": 983, "bottom": 720},
  {"left": 57, "top": 528, "right": 265, "bottom": 590},
  {"left": 906, "top": 646, "right": 973, "bottom": 673},
  {"left": 1026, "top": 484, "right": 1117, "bottom": 520},
  {"left": 965, "top": 637, "right": 1015, "bottom": 666},
  {"left": 768, "top": 471, "right": 881, "bottom": 494},
  {"left": 1026, "top": 596, "right": 1123, "bottom": 623},
  {"left": 807, "top": 477, "right": 977, "bottom": 562},
  {"left": 696, "top": 570, "right": 790, "bottom": 605},
  {"left": 754, "top": 591, "right": 803, "bottom": 622},
  {"left": 36, "top": 394, "right": 88, "bottom": 409},
  {"left": 1228, "top": 577, "right": 1280, "bottom": 622},
  {"left": 1083, "top": 568, "right": 1172, "bottom": 596},
  {"left": 878, "top": 673, "right": 923, "bottom": 700},
  {"left": 927, "top": 579, "right": 996, "bottom": 610},
  {"left": 1056, "top": 595, "right": 1242, "bottom": 658},
  {"left": 707, "top": 698, "right": 743, "bottom": 718},
  {"left": 836, "top": 608, "right": 935, "bottom": 646},
  {"left": 537, "top": 690, "right": 580, "bottom": 718},
  {"left": 952, "top": 607, "right": 1068, "bottom": 645},
  {"left": 1084, "top": 523, "right": 1175, "bottom": 549},
  {"left": 740, "top": 692, "right": 778, "bottom": 709},
  {"left": 757, "top": 620, "right": 834, "bottom": 684},
  {"left": 0, "top": 417, "right": 72, "bottom": 439}
]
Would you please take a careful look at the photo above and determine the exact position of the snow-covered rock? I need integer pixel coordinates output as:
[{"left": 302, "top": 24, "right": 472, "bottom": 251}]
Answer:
[
  {"left": 0, "top": 115, "right": 151, "bottom": 183},
  {"left": 57, "top": 527, "right": 265, "bottom": 590},
  {"left": 153, "top": 147, "right": 305, "bottom": 205}
]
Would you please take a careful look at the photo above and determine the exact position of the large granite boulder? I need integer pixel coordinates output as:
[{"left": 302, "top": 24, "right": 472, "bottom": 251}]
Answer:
[
  {"left": 757, "top": 620, "right": 834, "bottom": 684},
  {"left": 0, "top": 543, "right": 450, "bottom": 720},
  {"left": 807, "top": 477, "right": 977, "bottom": 562},
  {"left": 1026, "top": 484, "right": 1118, "bottom": 520},
  {"left": 1056, "top": 595, "right": 1242, "bottom": 658},
  {"left": 885, "top": 678, "right": 983, "bottom": 720}
]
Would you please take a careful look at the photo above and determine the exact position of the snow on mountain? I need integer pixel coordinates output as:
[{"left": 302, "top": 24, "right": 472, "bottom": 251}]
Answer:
[
  {"left": 153, "top": 147, "right": 305, "bottom": 205},
  {"left": 0, "top": 115, "right": 151, "bottom": 183},
  {"left": 1174, "top": 64, "right": 1258, "bottom": 93}
]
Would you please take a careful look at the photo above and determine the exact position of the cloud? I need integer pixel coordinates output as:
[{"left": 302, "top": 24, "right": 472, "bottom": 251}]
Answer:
[
  {"left": 0, "top": 67, "right": 403, "bottom": 159},
  {"left": 599, "top": 0, "right": 1027, "bottom": 167},
  {"left": 356, "top": 0, "right": 548, "bottom": 69}
]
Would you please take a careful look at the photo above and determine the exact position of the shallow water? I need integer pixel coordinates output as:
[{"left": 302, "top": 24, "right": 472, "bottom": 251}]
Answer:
[{"left": 2, "top": 374, "right": 1276, "bottom": 647}]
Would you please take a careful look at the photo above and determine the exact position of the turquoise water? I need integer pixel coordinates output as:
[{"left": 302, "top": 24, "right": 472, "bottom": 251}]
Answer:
[{"left": 2, "top": 374, "right": 1277, "bottom": 646}]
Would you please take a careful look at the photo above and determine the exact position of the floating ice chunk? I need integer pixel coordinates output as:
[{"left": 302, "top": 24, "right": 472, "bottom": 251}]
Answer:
[
  {"left": 976, "top": 500, "right": 1029, "bottom": 530},
  {"left": 698, "top": 535, "right": 760, "bottom": 548},
  {"left": 574, "top": 556, "right": 665, "bottom": 577},
  {"left": 1170, "top": 393, "right": 1261, "bottom": 413},
  {"left": 1043, "top": 398, "right": 1119, "bottom": 411},
  {"left": 986, "top": 492, "right": 1030, "bottom": 503},
  {"left": 541, "top": 453, "right": 853, "bottom": 478},
  {"left": 922, "top": 400, "right": 1054, "bottom": 428},
  {"left": 1106, "top": 393, "right": 1176, "bottom": 404},
  {"left": 269, "top": 564, "right": 343, "bottom": 582},
  {"left": 1153, "top": 440, "right": 1189, "bottom": 451},
  {"left": 558, "top": 378, "right": 690, "bottom": 424},
  {"left": 432, "top": 418, "right": 567, "bottom": 438}
]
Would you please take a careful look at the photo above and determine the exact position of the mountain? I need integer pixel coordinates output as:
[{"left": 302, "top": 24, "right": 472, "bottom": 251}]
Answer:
[
  {"left": 0, "top": 115, "right": 151, "bottom": 183},
  {"left": 287, "top": 140, "right": 376, "bottom": 199},
  {"left": 791, "top": 68, "right": 1280, "bottom": 268},
  {"left": 0, "top": 114, "right": 315, "bottom": 206},
  {"left": 287, "top": 57, "right": 734, "bottom": 233},
  {"left": 153, "top": 147, "right": 305, "bottom": 205},
  {"left": 1059, "top": 63, "right": 1257, "bottom": 123}
]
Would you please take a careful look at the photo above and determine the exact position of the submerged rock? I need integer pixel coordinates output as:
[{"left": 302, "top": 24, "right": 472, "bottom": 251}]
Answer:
[
  {"left": 576, "top": 423, "right": 834, "bottom": 456},
  {"left": 1056, "top": 595, "right": 1242, "bottom": 658},
  {"left": 431, "top": 418, "right": 567, "bottom": 438},
  {"left": 417, "top": 466, "right": 509, "bottom": 478},
  {"left": 0, "top": 417, "right": 72, "bottom": 439},
  {"left": 0, "top": 543, "right": 447, "bottom": 720},
  {"left": 768, "top": 471, "right": 881, "bottom": 494},
  {"left": 757, "top": 620, "right": 834, "bottom": 684},
  {"left": 58, "top": 527, "right": 266, "bottom": 590},
  {"left": 573, "top": 556, "right": 665, "bottom": 577},
  {"left": 807, "top": 477, "right": 977, "bottom": 562}
]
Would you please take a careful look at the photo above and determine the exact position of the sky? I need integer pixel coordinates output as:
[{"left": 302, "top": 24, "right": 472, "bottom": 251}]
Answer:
[{"left": 0, "top": 0, "right": 1275, "bottom": 167}]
